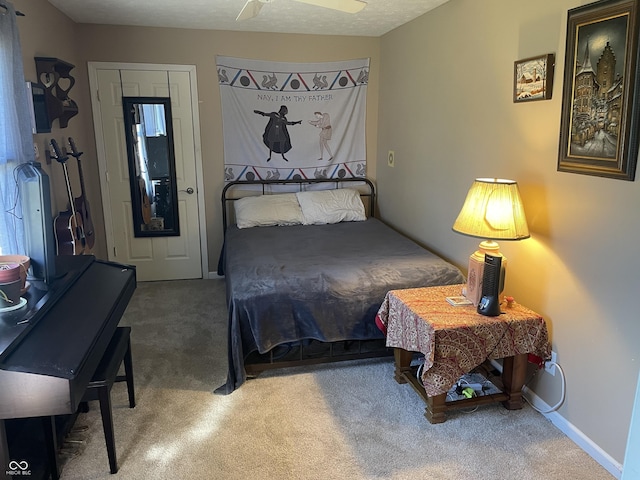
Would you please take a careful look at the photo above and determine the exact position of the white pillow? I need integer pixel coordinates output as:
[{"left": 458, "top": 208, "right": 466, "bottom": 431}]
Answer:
[
  {"left": 234, "top": 193, "right": 304, "bottom": 228},
  {"left": 296, "top": 188, "right": 366, "bottom": 225}
]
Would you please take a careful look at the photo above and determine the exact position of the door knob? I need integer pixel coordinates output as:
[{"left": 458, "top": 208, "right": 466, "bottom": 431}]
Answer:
[{"left": 180, "top": 187, "right": 195, "bottom": 194}]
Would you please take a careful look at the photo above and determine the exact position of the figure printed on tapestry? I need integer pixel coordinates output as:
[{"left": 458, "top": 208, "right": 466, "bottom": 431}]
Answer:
[
  {"left": 308, "top": 111, "right": 333, "bottom": 161},
  {"left": 254, "top": 105, "right": 302, "bottom": 162}
]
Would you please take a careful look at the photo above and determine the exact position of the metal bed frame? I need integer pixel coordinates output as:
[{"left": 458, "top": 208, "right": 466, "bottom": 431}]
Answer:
[{"left": 219, "top": 177, "right": 391, "bottom": 376}]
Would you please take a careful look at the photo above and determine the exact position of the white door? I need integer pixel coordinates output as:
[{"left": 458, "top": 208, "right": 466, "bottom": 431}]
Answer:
[{"left": 90, "top": 64, "right": 206, "bottom": 281}]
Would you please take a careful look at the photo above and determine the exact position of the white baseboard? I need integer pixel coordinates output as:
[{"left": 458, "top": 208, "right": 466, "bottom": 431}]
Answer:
[
  {"left": 489, "top": 359, "right": 622, "bottom": 478},
  {"left": 522, "top": 386, "right": 623, "bottom": 479}
]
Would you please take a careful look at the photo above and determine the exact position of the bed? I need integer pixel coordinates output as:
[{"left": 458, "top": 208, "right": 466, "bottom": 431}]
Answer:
[{"left": 215, "top": 178, "right": 465, "bottom": 394}]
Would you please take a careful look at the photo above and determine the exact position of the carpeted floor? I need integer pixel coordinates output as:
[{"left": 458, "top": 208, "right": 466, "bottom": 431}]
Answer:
[{"left": 58, "top": 278, "right": 613, "bottom": 479}]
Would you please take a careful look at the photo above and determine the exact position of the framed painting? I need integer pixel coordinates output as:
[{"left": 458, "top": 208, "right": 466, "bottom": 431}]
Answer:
[
  {"left": 514, "top": 54, "right": 555, "bottom": 102},
  {"left": 558, "top": 0, "right": 640, "bottom": 181}
]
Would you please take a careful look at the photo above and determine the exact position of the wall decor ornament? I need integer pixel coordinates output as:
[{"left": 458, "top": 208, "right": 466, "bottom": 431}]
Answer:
[
  {"left": 34, "top": 57, "right": 78, "bottom": 128},
  {"left": 558, "top": 0, "right": 640, "bottom": 181},
  {"left": 513, "top": 54, "right": 555, "bottom": 102}
]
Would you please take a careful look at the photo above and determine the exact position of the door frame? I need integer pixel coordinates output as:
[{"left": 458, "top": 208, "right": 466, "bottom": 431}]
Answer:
[{"left": 87, "top": 62, "right": 209, "bottom": 279}]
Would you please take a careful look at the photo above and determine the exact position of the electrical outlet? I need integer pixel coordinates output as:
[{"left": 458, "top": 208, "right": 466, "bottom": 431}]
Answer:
[
  {"left": 33, "top": 143, "right": 39, "bottom": 159},
  {"left": 387, "top": 150, "right": 395, "bottom": 167},
  {"left": 544, "top": 350, "right": 557, "bottom": 376}
]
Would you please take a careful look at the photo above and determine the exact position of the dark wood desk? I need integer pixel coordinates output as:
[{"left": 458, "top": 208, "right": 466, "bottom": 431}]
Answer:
[
  {"left": 0, "top": 256, "right": 136, "bottom": 479},
  {"left": 376, "top": 284, "right": 550, "bottom": 423}
]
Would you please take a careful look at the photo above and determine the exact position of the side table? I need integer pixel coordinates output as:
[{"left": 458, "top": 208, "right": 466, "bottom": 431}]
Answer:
[{"left": 376, "top": 284, "right": 551, "bottom": 423}]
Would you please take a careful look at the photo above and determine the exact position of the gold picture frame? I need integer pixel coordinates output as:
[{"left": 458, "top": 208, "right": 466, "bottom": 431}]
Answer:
[
  {"left": 558, "top": 0, "right": 640, "bottom": 181},
  {"left": 513, "top": 54, "right": 555, "bottom": 102}
]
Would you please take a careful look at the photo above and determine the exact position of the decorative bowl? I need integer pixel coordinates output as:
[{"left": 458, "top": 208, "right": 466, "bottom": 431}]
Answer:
[{"left": 0, "top": 255, "right": 30, "bottom": 293}]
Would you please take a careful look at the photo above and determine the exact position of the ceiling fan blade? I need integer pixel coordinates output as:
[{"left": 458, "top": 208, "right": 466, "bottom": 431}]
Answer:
[
  {"left": 236, "top": 0, "right": 264, "bottom": 21},
  {"left": 293, "top": 0, "right": 366, "bottom": 14}
]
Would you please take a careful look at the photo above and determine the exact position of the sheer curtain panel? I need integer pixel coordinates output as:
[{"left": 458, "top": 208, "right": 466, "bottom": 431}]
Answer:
[{"left": 0, "top": 1, "right": 35, "bottom": 254}]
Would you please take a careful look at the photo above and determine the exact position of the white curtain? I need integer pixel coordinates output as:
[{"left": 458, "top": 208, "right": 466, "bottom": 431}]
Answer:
[{"left": 0, "top": 2, "right": 35, "bottom": 254}]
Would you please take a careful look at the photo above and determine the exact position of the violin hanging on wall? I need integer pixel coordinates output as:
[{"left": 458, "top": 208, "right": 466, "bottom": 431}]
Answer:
[{"left": 51, "top": 138, "right": 86, "bottom": 255}]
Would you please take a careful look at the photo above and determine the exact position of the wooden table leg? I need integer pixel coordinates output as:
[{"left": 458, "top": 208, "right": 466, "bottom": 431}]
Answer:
[
  {"left": 394, "top": 347, "right": 529, "bottom": 422},
  {"left": 501, "top": 353, "right": 527, "bottom": 410},
  {"left": 425, "top": 393, "right": 447, "bottom": 424},
  {"left": 393, "top": 348, "right": 413, "bottom": 384},
  {"left": 393, "top": 348, "right": 448, "bottom": 423}
]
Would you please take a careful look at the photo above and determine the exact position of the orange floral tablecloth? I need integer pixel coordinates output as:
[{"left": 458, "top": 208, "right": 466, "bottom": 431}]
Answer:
[{"left": 376, "top": 284, "right": 551, "bottom": 397}]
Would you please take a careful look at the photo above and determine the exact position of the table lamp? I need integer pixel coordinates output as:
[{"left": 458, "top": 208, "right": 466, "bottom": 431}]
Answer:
[{"left": 452, "top": 178, "right": 530, "bottom": 306}]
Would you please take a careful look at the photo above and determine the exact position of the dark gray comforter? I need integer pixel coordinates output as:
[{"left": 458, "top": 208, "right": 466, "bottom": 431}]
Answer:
[{"left": 216, "top": 218, "right": 464, "bottom": 394}]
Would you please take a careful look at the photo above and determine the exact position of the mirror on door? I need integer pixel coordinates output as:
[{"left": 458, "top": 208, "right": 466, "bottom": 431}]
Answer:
[{"left": 122, "top": 97, "right": 180, "bottom": 237}]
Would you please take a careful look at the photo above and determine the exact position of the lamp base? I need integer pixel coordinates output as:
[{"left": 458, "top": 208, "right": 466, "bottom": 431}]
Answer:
[{"left": 463, "top": 240, "right": 506, "bottom": 306}]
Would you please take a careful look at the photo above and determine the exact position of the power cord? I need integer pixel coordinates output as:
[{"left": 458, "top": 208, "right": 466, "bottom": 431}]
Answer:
[
  {"left": 416, "top": 357, "right": 424, "bottom": 381},
  {"left": 524, "top": 360, "right": 566, "bottom": 414}
]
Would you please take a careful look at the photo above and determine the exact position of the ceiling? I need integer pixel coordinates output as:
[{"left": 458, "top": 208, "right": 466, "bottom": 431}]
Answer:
[{"left": 47, "top": 0, "right": 450, "bottom": 37}]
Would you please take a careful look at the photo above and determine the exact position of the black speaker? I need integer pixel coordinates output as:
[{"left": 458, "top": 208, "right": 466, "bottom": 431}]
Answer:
[{"left": 477, "top": 253, "right": 503, "bottom": 316}]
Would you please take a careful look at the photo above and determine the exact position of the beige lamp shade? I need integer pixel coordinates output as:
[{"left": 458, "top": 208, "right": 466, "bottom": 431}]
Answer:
[{"left": 452, "top": 178, "right": 530, "bottom": 241}]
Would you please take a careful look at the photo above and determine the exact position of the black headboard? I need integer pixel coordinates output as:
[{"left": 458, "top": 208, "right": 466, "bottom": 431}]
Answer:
[{"left": 220, "top": 177, "right": 376, "bottom": 233}]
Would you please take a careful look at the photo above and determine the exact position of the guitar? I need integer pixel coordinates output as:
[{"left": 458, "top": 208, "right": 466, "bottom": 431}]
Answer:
[
  {"left": 51, "top": 139, "right": 85, "bottom": 255},
  {"left": 68, "top": 137, "right": 96, "bottom": 251},
  {"left": 139, "top": 177, "right": 152, "bottom": 225}
]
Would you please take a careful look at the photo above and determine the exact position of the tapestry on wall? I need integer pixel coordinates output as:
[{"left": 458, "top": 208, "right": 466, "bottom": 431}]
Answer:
[{"left": 216, "top": 56, "right": 368, "bottom": 182}]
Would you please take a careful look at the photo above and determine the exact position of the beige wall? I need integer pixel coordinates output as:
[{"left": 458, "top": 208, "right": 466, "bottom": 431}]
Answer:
[
  {"left": 16, "top": 0, "right": 638, "bottom": 470},
  {"left": 78, "top": 25, "right": 380, "bottom": 269},
  {"left": 18, "top": 0, "right": 104, "bottom": 255},
  {"left": 377, "top": 0, "right": 639, "bottom": 467},
  {"left": 18, "top": 0, "right": 379, "bottom": 266}
]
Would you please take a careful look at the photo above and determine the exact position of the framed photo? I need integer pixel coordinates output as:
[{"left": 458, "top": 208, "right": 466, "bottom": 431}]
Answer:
[
  {"left": 558, "top": 0, "right": 640, "bottom": 181},
  {"left": 513, "top": 54, "right": 555, "bottom": 102}
]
